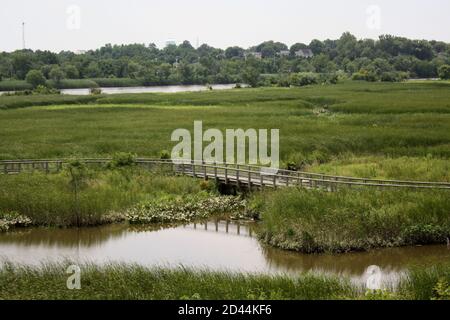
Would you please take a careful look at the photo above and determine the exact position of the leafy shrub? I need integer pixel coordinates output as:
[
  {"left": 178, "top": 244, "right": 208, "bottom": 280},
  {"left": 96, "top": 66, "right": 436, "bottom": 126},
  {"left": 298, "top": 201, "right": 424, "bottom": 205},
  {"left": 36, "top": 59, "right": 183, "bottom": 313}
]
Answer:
[
  {"left": 438, "top": 64, "right": 450, "bottom": 80},
  {"left": 90, "top": 87, "right": 102, "bottom": 95},
  {"left": 290, "top": 72, "right": 319, "bottom": 86},
  {"left": 401, "top": 224, "right": 449, "bottom": 245},
  {"left": 25, "top": 70, "right": 46, "bottom": 88},
  {"left": 380, "top": 71, "right": 409, "bottom": 82},
  {"left": 126, "top": 195, "right": 247, "bottom": 224},
  {"left": 159, "top": 150, "right": 171, "bottom": 160},
  {"left": 432, "top": 278, "right": 450, "bottom": 300},
  {"left": 0, "top": 211, "right": 32, "bottom": 231},
  {"left": 32, "top": 85, "right": 60, "bottom": 95},
  {"left": 108, "top": 152, "right": 137, "bottom": 168}
]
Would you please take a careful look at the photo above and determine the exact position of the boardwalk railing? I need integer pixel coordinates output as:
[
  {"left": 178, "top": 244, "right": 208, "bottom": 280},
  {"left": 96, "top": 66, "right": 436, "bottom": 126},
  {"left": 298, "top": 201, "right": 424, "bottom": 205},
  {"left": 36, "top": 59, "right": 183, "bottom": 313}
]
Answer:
[{"left": 1, "top": 158, "right": 450, "bottom": 190}]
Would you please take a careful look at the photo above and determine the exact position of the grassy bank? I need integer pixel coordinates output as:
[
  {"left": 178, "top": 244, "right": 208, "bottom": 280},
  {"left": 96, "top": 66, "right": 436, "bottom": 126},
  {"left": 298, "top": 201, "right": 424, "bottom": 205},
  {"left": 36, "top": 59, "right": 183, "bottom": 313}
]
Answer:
[
  {"left": 308, "top": 155, "right": 450, "bottom": 182},
  {"left": 0, "top": 94, "right": 98, "bottom": 110},
  {"left": 0, "top": 166, "right": 212, "bottom": 227},
  {"left": 0, "top": 263, "right": 448, "bottom": 300},
  {"left": 252, "top": 188, "right": 450, "bottom": 253},
  {"left": 0, "top": 80, "right": 33, "bottom": 91},
  {"left": 0, "top": 78, "right": 144, "bottom": 91}
]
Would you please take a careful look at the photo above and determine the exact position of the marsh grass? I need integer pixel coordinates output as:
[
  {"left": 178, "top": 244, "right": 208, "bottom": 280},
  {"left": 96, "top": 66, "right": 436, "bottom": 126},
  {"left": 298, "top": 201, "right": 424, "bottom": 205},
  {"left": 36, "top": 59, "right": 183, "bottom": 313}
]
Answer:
[
  {"left": 0, "top": 262, "right": 356, "bottom": 300},
  {"left": 0, "top": 262, "right": 448, "bottom": 300},
  {"left": 0, "top": 168, "right": 203, "bottom": 227},
  {"left": 308, "top": 155, "right": 450, "bottom": 182},
  {"left": 398, "top": 264, "right": 450, "bottom": 300},
  {"left": 254, "top": 188, "right": 450, "bottom": 253},
  {"left": 1, "top": 82, "right": 450, "bottom": 169}
]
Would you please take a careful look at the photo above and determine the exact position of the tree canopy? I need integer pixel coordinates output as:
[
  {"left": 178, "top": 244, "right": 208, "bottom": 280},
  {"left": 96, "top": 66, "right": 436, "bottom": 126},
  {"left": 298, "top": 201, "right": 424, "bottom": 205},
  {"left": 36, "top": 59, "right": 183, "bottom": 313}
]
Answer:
[{"left": 1, "top": 33, "right": 449, "bottom": 87}]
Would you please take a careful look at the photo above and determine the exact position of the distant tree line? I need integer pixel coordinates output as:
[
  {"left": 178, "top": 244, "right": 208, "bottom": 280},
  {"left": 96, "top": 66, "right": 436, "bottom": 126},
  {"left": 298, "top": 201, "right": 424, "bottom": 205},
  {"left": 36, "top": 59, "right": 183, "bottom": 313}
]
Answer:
[{"left": 1, "top": 32, "right": 450, "bottom": 88}]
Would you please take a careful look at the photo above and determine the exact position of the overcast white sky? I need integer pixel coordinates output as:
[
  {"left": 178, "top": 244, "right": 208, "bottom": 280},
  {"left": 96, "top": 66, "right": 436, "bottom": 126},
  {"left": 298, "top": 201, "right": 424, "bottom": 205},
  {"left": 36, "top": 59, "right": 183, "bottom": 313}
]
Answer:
[{"left": 1, "top": 0, "right": 449, "bottom": 52}]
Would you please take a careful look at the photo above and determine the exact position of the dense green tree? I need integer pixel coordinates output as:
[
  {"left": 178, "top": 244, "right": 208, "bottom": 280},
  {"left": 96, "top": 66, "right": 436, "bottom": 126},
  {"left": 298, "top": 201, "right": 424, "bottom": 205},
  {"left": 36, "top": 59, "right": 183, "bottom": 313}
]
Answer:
[
  {"left": 49, "top": 66, "right": 65, "bottom": 83},
  {"left": 1, "top": 32, "right": 449, "bottom": 86},
  {"left": 255, "top": 41, "right": 288, "bottom": 58},
  {"left": 225, "top": 46, "right": 245, "bottom": 59},
  {"left": 25, "top": 69, "right": 46, "bottom": 88},
  {"left": 438, "top": 64, "right": 450, "bottom": 79},
  {"left": 11, "top": 52, "right": 33, "bottom": 79},
  {"left": 62, "top": 64, "right": 80, "bottom": 79},
  {"left": 242, "top": 66, "right": 260, "bottom": 87}
]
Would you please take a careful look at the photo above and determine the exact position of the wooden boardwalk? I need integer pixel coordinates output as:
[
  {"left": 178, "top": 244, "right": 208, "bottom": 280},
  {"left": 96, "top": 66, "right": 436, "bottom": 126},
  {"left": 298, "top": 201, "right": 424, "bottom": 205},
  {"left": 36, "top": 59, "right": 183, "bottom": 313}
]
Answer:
[{"left": 1, "top": 158, "right": 450, "bottom": 190}]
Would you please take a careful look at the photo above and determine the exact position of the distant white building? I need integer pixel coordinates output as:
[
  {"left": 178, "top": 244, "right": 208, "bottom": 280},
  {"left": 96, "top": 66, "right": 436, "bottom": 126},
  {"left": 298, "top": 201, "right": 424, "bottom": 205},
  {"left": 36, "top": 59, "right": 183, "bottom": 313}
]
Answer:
[
  {"left": 279, "top": 50, "right": 290, "bottom": 57},
  {"left": 165, "top": 39, "right": 177, "bottom": 47},
  {"left": 74, "top": 50, "right": 87, "bottom": 55},
  {"left": 295, "top": 49, "right": 314, "bottom": 58},
  {"left": 245, "top": 52, "right": 262, "bottom": 59}
]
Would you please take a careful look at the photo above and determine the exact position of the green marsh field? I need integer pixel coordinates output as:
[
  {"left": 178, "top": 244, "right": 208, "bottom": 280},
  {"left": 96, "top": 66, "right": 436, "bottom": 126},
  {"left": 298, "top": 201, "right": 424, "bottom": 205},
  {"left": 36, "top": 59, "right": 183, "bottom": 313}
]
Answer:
[{"left": 1, "top": 81, "right": 450, "bottom": 300}]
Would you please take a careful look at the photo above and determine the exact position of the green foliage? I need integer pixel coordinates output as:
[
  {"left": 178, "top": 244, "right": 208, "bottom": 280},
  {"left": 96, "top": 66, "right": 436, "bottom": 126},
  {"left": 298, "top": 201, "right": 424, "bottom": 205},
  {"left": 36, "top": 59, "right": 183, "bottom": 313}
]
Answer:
[
  {"left": 0, "top": 80, "right": 33, "bottom": 91},
  {"left": 242, "top": 66, "right": 260, "bottom": 87},
  {"left": 398, "top": 264, "right": 450, "bottom": 300},
  {"left": 159, "top": 150, "right": 171, "bottom": 160},
  {"left": 0, "top": 263, "right": 356, "bottom": 300},
  {"left": 32, "top": 85, "right": 60, "bottom": 95},
  {"left": 0, "top": 168, "right": 202, "bottom": 227},
  {"left": 290, "top": 72, "right": 319, "bottom": 86},
  {"left": 2, "top": 82, "right": 450, "bottom": 163},
  {"left": 253, "top": 188, "right": 450, "bottom": 253},
  {"left": 432, "top": 278, "right": 450, "bottom": 300},
  {"left": 108, "top": 152, "right": 137, "bottom": 168},
  {"left": 1, "top": 262, "right": 448, "bottom": 300},
  {"left": 126, "top": 195, "right": 246, "bottom": 224},
  {"left": 0, "top": 33, "right": 448, "bottom": 89},
  {"left": 0, "top": 211, "right": 32, "bottom": 232},
  {"left": 25, "top": 70, "right": 46, "bottom": 88},
  {"left": 438, "top": 64, "right": 450, "bottom": 80},
  {"left": 89, "top": 87, "right": 102, "bottom": 95},
  {"left": 48, "top": 66, "right": 65, "bottom": 83}
]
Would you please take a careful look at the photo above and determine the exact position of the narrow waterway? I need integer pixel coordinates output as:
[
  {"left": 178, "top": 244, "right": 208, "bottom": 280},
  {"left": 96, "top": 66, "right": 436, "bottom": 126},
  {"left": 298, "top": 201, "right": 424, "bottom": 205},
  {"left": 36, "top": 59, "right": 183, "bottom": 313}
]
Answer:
[
  {"left": 59, "top": 84, "right": 239, "bottom": 95},
  {"left": 0, "top": 219, "right": 448, "bottom": 288}
]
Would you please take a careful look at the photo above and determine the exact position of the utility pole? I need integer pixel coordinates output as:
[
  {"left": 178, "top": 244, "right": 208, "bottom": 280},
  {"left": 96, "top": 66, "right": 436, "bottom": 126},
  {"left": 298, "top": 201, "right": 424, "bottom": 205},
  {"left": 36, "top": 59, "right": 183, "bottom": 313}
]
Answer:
[{"left": 22, "top": 22, "right": 26, "bottom": 49}]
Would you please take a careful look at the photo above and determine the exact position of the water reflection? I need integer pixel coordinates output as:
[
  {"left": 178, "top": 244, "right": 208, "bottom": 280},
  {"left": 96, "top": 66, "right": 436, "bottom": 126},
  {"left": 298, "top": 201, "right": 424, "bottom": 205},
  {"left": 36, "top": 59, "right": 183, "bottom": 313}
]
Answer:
[
  {"left": 60, "top": 84, "right": 239, "bottom": 95},
  {"left": 0, "top": 219, "right": 448, "bottom": 288}
]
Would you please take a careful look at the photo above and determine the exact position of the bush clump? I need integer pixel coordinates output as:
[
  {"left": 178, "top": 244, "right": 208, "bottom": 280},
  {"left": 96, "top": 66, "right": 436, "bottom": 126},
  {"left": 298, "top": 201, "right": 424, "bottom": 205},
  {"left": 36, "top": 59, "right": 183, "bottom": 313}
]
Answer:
[
  {"left": 126, "top": 195, "right": 247, "bottom": 224},
  {"left": 0, "top": 211, "right": 32, "bottom": 232},
  {"left": 253, "top": 188, "right": 450, "bottom": 253}
]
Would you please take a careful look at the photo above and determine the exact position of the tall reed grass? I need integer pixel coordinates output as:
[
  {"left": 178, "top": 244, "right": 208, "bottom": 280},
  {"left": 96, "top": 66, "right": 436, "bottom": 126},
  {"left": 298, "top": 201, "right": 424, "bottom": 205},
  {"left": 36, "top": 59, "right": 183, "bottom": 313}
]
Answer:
[
  {"left": 253, "top": 188, "right": 450, "bottom": 253},
  {"left": 0, "top": 168, "right": 203, "bottom": 227},
  {"left": 0, "top": 262, "right": 448, "bottom": 300}
]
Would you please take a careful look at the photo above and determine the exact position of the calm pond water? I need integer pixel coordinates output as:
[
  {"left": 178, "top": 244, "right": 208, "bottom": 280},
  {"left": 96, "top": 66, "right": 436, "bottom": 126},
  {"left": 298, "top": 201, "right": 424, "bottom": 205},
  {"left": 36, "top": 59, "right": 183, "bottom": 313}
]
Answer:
[
  {"left": 60, "top": 84, "right": 238, "bottom": 95},
  {"left": 0, "top": 219, "right": 448, "bottom": 287}
]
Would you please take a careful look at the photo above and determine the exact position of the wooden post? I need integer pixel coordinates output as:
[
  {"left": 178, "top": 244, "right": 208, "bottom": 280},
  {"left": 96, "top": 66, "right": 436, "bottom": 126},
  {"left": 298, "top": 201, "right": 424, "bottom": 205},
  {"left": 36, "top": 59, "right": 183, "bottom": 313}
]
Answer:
[
  {"left": 3, "top": 163, "right": 7, "bottom": 174},
  {"left": 248, "top": 165, "right": 251, "bottom": 190},
  {"left": 260, "top": 172, "right": 264, "bottom": 189},
  {"left": 214, "top": 162, "right": 217, "bottom": 179},
  {"left": 273, "top": 174, "right": 276, "bottom": 188},
  {"left": 192, "top": 160, "right": 196, "bottom": 177},
  {"left": 224, "top": 163, "right": 228, "bottom": 184},
  {"left": 203, "top": 160, "right": 207, "bottom": 179},
  {"left": 236, "top": 164, "right": 240, "bottom": 186}
]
